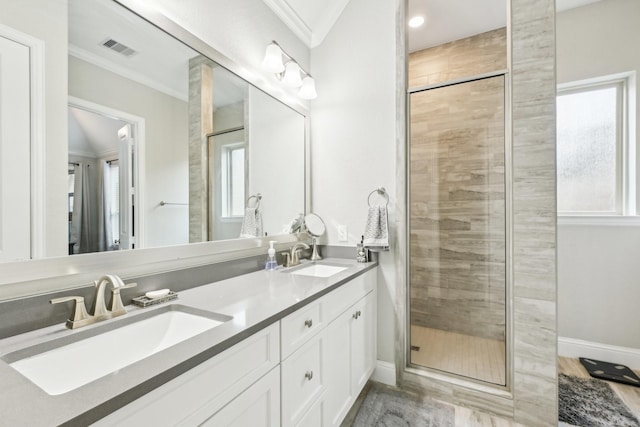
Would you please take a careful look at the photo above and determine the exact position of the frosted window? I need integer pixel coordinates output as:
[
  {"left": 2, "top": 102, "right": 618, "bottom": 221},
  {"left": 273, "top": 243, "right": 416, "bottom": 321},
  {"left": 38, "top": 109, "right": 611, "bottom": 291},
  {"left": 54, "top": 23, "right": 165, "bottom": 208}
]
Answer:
[
  {"left": 220, "top": 144, "right": 246, "bottom": 217},
  {"left": 557, "top": 86, "right": 619, "bottom": 213},
  {"left": 230, "top": 148, "right": 245, "bottom": 217}
]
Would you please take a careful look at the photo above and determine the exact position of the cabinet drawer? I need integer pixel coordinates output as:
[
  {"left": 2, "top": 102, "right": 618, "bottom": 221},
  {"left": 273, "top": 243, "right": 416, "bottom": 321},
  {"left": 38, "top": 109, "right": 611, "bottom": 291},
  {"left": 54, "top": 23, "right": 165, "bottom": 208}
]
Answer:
[
  {"left": 281, "top": 298, "right": 323, "bottom": 359},
  {"left": 323, "top": 269, "right": 375, "bottom": 321},
  {"left": 201, "top": 366, "right": 280, "bottom": 427},
  {"left": 94, "top": 322, "right": 280, "bottom": 426},
  {"left": 281, "top": 331, "right": 326, "bottom": 427}
]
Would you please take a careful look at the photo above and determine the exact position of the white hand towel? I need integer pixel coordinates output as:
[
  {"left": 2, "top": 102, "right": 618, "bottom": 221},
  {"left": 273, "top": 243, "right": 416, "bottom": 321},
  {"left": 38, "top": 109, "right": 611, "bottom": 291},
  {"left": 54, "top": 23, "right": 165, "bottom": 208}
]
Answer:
[
  {"left": 240, "top": 207, "right": 263, "bottom": 238},
  {"left": 363, "top": 205, "right": 389, "bottom": 251}
]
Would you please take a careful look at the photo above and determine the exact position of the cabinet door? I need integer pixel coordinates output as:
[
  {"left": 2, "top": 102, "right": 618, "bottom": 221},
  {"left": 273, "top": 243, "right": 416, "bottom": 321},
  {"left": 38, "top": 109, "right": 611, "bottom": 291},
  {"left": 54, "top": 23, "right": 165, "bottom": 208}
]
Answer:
[
  {"left": 324, "top": 289, "right": 377, "bottom": 427},
  {"left": 296, "top": 393, "right": 325, "bottom": 427},
  {"left": 351, "top": 290, "right": 376, "bottom": 394},
  {"left": 324, "top": 308, "right": 353, "bottom": 427},
  {"left": 201, "top": 366, "right": 280, "bottom": 427}
]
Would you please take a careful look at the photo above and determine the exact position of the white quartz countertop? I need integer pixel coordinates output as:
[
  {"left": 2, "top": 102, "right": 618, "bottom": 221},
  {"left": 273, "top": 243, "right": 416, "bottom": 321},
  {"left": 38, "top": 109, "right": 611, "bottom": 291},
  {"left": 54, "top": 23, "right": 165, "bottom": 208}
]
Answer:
[{"left": 0, "top": 258, "right": 376, "bottom": 427}]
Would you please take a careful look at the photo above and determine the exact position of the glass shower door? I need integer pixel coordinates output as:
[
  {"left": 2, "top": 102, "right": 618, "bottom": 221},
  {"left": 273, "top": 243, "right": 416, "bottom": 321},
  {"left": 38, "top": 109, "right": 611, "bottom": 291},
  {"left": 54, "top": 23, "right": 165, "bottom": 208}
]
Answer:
[{"left": 408, "top": 74, "right": 506, "bottom": 385}]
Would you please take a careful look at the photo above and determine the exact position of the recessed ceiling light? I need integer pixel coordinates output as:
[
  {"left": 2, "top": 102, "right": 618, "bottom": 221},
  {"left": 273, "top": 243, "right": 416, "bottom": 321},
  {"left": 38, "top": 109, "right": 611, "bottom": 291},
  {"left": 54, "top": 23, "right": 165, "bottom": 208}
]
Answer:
[{"left": 408, "top": 16, "right": 425, "bottom": 28}]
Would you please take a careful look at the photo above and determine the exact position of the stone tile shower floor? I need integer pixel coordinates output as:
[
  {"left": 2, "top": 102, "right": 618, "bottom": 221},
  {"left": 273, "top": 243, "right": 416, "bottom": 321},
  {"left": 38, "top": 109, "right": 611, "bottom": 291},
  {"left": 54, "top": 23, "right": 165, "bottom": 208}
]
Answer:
[{"left": 410, "top": 325, "right": 506, "bottom": 385}]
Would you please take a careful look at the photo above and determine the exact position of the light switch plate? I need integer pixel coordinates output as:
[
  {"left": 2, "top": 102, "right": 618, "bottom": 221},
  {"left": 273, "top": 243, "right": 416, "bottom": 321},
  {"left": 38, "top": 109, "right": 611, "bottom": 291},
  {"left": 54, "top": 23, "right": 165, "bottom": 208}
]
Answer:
[{"left": 338, "top": 225, "right": 348, "bottom": 242}]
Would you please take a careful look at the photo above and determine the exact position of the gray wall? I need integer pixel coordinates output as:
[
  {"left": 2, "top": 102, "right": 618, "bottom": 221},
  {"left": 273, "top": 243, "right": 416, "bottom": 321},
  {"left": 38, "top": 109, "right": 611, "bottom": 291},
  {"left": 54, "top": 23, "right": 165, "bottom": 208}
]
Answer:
[
  {"left": 557, "top": 0, "right": 640, "bottom": 350},
  {"left": 69, "top": 56, "right": 189, "bottom": 249}
]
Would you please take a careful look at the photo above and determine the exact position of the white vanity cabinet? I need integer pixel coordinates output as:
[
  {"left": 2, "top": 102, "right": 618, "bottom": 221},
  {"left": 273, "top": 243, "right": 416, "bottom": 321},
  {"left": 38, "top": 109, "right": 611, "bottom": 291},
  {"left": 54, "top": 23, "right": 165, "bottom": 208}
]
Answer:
[
  {"left": 92, "top": 267, "right": 376, "bottom": 427},
  {"left": 281, "top": 268, "right": 377, "bottom": 427}
]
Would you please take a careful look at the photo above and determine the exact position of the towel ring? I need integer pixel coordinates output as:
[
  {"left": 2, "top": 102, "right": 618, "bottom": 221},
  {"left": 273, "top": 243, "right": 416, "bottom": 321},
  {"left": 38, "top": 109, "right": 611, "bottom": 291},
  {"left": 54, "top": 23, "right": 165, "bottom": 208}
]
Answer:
[
  {"left": 367, "top": 187, "right": 389, "bottom": 207},
  {"left": 247, "top": 193, "right": 262, "bottom": 209}
]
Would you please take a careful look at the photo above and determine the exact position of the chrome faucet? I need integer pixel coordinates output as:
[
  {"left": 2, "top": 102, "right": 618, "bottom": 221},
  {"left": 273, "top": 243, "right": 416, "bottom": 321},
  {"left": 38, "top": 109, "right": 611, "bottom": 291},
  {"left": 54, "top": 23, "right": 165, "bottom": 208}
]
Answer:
[
  {"left": 51, "top": 274, "right": 137, "bottom": 329},
  {"left": 283, "top": 242, "right": 311, "bottom": 267}
]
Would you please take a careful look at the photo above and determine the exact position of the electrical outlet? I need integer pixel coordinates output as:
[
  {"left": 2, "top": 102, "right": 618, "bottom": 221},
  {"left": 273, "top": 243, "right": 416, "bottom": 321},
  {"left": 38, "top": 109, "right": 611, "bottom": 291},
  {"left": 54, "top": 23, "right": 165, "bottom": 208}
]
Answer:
[{"left": 338, "top": 225, "right": 348, "bottom": 242}]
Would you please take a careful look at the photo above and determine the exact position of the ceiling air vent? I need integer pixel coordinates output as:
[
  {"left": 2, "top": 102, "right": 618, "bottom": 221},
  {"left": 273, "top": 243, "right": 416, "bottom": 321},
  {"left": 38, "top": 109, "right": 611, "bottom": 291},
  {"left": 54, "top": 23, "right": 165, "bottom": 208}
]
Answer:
[{"left": 101, "top": 38, "right": 137, "bottom": 57}]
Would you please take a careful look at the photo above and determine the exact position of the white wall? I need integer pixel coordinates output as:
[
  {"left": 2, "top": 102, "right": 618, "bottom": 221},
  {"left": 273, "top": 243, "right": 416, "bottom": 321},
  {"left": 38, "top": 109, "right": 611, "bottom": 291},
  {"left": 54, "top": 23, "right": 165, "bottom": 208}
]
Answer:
[
  {"left": 248, "top": 86, "right": 305, "bottom": 236},
  {"left": 0, "top": 0, "right": 69, "bottom": 258},
  {"left": 557, "top": 0, "right": 640, "bottom": 349},
  {"left": 310, "top": 0, "right": 398, "bottom": 363},
  {"left": 69, "top": 56, "right": 189, "bottom": 249}
]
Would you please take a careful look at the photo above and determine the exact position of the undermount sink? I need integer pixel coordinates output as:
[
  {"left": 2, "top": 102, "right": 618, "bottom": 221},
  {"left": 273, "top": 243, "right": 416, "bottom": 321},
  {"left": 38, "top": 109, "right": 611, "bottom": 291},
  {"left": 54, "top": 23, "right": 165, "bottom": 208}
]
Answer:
[
  {"left": 287, "top": 263, "right": 349, "bottom": 278},
  {"left": 4, "top": 305, "right": 232, "bottom": 395}
]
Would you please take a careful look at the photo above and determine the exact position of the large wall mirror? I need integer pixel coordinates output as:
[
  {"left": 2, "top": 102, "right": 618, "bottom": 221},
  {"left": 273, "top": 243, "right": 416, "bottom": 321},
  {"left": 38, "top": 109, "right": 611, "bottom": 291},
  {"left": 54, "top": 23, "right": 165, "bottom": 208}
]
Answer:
[{"left": 1, "top": 0, "right": 306, "bottom": 264}]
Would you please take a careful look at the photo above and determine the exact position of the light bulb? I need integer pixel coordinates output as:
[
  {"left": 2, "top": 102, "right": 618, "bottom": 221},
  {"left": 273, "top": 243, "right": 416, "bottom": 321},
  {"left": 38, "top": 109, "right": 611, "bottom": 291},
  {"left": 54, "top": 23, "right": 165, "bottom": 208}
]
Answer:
[
  {"left": 408, "top": 16, "right": 425, "bottom": 28},
  {"left": 282, "top": 61, "right": 302, "bottom": 87},
  {"left": 262, "top": 43, "right": 284, "bottom": 73},
  {"left": 299, "top": 76, "right": 317, "bottom": 100}
]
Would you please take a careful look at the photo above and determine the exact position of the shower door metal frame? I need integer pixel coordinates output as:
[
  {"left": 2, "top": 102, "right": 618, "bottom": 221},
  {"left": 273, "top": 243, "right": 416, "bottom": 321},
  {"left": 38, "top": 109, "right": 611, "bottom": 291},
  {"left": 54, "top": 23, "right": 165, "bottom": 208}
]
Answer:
[{"left": 404, "top": 69, "right": 514, "bottom": 394}]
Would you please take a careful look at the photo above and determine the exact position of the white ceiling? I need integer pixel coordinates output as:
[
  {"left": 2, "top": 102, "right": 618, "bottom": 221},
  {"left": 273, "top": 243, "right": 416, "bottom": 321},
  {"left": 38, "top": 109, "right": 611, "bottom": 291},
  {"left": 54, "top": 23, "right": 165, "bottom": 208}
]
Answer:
[
  {"left": 265, "top": 0, "right": 603, "bottom": 54},
  {"left": 68, "top": 0, "right": 246, "bottom": 106},
  {"left": 69, "top": 0, "right": 197, "bottom": 101},
  {"left": 68, "top": 107, "right": 127, "bottom": 158},
  {"left": 407, "top": 0, "right": 507, "bottom": 53}
]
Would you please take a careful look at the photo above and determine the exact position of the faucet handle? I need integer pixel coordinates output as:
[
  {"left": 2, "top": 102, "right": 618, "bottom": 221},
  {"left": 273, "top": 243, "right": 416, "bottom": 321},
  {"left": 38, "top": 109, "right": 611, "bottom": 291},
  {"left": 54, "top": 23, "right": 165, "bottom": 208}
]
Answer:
[
  {"left": 282, "top": 252, "right": 291, "bottom": 267},
  {"left": 110, "top": 283, "right": 137, "bottom": 316},
  {"left": 50, "top": 296, "right": 91, "bottom": 329}
]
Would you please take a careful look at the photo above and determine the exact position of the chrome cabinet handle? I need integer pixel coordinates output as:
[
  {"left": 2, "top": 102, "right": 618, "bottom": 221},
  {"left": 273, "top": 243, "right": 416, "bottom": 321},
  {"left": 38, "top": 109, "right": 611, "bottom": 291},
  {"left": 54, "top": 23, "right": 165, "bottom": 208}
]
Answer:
[
  {"left": 304, "top": 319, "right": 313, "bottom": 328},
  {"left": 305, "top": 371, "right": 313, "bottom": 381}
]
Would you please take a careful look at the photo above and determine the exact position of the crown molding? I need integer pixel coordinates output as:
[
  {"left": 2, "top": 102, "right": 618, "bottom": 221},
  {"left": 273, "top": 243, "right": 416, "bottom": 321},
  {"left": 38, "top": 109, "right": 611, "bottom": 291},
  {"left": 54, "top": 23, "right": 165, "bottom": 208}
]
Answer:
[
  {"left": 309, "top": 0, "right": 351, "bottom": 47},
  {"left": 262, "top": 0, "right": 354, "bottom": 48},
  {"left": 262, "top": 0, "right": 312, "bottom": 47},
  {"left": 68, "top": 44, "right": 188, "bottom": 102}
]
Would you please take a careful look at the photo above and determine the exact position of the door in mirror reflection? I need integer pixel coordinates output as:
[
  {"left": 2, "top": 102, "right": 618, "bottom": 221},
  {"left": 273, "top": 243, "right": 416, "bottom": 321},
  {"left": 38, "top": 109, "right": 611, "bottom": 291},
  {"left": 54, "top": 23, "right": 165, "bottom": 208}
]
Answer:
[
  {"left": 68, "top": 105, "right": 137, "bottom": 255},
  {"left": 0, "top": 34, "right": 31, "bottom": 262}
]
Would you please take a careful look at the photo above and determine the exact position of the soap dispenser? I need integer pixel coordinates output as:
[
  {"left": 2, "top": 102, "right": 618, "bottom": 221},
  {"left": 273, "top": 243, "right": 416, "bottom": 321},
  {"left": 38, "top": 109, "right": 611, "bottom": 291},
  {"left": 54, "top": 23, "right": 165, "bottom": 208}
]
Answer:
[{"left": 265, "top": 241, "right": 278, "bottom": 271}]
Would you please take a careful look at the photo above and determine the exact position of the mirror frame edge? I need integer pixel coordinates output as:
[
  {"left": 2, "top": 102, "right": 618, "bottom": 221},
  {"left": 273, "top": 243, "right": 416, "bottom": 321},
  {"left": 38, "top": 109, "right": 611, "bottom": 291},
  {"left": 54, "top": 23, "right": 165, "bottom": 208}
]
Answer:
[{"left": 0, "top": 0, "right": 311, "bottom": 301}]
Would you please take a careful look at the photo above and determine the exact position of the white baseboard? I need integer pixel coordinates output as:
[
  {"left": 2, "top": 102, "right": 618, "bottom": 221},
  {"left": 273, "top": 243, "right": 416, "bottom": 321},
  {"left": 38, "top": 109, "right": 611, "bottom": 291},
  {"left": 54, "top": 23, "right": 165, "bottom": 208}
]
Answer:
[
  {"left": 559, "top": 337, "right": 640, "bottom": 370},
  {"left": 371, "top": 360, "right": 396, "bottom": 386}
]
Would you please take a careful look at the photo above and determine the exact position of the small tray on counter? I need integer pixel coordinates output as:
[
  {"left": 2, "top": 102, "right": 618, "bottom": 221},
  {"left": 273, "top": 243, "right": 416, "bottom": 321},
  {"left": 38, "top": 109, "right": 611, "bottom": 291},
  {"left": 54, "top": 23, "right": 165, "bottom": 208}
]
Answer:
[{"left": 131, "top": 291, "right": 178, "bottom": 308}]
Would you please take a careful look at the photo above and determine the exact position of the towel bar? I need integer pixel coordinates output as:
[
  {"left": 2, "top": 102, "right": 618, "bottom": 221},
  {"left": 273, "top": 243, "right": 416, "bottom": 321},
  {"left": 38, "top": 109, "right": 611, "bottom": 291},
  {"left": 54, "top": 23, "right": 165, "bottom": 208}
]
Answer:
[
  {"left": 159, "top": 201, "right": 188, "bottom": 206},
  {"left": 247, "top": 193, "right": 262, "bottom": 209},
  {"left": 367, "top": 187, "right": 389, "bottom": 207}
]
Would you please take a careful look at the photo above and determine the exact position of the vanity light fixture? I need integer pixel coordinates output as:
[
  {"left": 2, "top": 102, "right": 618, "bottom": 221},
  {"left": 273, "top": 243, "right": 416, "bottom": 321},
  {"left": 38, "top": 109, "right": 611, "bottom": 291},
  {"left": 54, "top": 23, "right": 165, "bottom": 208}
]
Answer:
[{"left": 262, "top": 41, "right": 317, "bottom": 100}]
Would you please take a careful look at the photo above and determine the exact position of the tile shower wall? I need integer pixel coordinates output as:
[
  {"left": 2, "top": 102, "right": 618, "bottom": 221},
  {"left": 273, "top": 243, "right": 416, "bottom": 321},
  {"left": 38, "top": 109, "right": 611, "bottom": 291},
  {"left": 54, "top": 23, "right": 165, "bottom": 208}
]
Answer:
[
  {"left": 409, "top": 28, "right": 507, "bottom": 88},
  {"left": 401, "top": 8, "right": 558, "bottom": 422},
  {"left": 409, "top": 75, "right": 506, "bottom": 342},
  {"left": 408, "top": 29, "right": 508, "bottom": 342}
]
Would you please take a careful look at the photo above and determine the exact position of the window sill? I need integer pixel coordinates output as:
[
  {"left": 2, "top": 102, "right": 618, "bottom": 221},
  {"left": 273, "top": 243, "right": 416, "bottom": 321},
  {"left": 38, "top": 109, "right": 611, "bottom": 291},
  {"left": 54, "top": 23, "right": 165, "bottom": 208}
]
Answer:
[{"left": 557, "top": 215, "right": 640, "bottom": 226}]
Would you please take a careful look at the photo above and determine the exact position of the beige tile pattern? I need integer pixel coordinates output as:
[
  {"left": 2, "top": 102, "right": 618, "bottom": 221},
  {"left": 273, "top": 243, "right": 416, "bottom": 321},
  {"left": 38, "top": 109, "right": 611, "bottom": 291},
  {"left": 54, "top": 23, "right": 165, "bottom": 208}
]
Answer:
[
  {"left": 398, "top": 2, "right": 557, "bottom": 424},
  {"left": 410, "top": 325, "right": 506, "bottom": 385},
  {"left": 188, "top": 56, "right": 214, "bottom": 243},
  {"left": 409, "top": 28, "right": 507, "bottom": 89},
  {"left": 409, "top": 75, "right": 506, "bottom": 343},
  {"left": 511, "top": 0, "right": 558, "bottom": 425}
]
